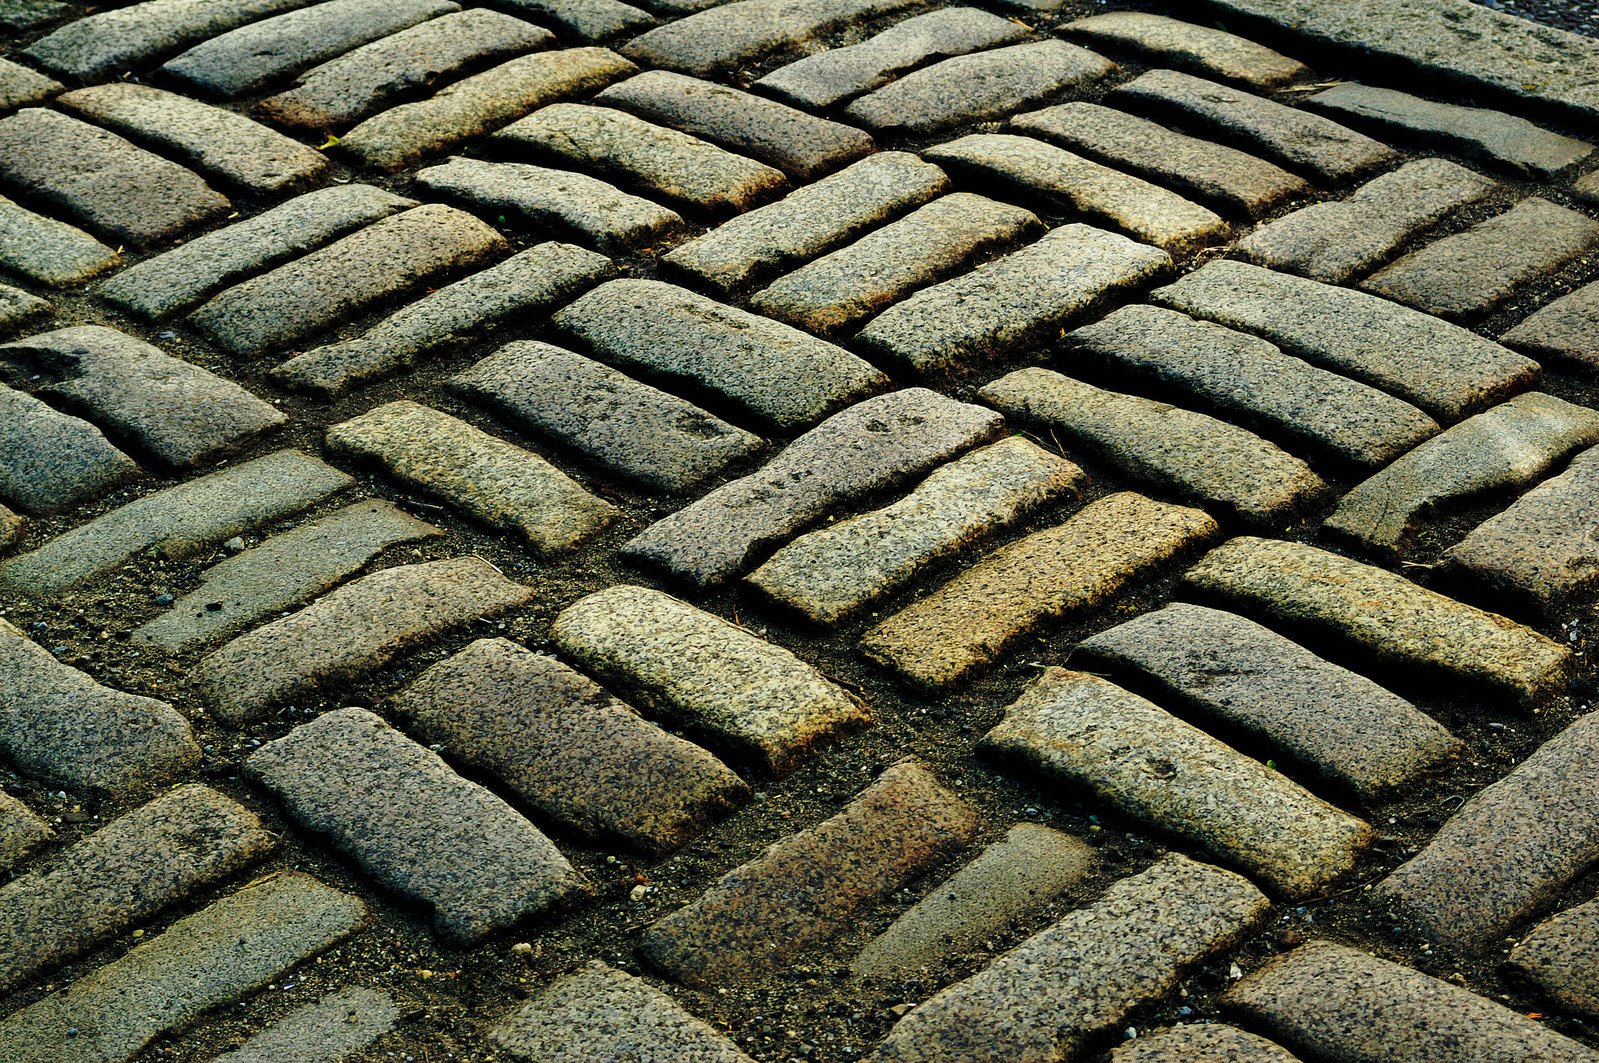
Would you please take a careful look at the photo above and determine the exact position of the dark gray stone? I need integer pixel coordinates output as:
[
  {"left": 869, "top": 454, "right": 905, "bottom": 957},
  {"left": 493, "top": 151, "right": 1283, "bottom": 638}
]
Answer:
[
  {"left": 1064, "top": 12, "right": 1310, "bottom": 88},
  {"left": 0, "top": 382, "right": 139, "bottom": 513},
  {"left": 1503, "top": 278, "right": 1599, "bottom": 369},
  {"left": 621, "top": 0, "right": 921, "bottom": 78},
  {"left": 0, "top": 193, "right": 118, "bottom": 287}
]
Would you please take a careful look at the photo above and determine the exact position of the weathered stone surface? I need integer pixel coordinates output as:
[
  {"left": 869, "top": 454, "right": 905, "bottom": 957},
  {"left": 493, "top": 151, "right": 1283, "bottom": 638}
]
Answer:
[
  {"left": 0, "top": 872, "right": 366, "bottom": 1063},
  {"left": 642, "top": 760, "right": 975, "bottom": 985},
  {"left": 0, "top": 0, "right": 62, "bottom": 33},
  {"left": 752, "top": 193, "right": 1040, "bottom": 335},
  {"left": 868, "top": 855, "right": 1269, "bottom": 1062},
  {"left": 0, "top": 383, "right": 138, "bottom": 513},
  {"left": 662, "top": 151, "right": 947, "bottom": 294},
  {"left": 0, "top": 502, "right": 19, "bottom": 549},
  {"left": 0, "top": 283, "right": 47, "bottom": 334},
  {"left": 983, "top": 367, "right": 1325, "bottom": 525},
  {"left": 416, "top": 156, "right": 682, "bottom": 255},
  {"left": 98, "top": 184, "right": 413, "bottom": 320},
  {"left": 1226, "top": 939, "right": 1598, "bottom": 1063},
  {"left": 749, "top": 438, "right": 1082, "bottom": 624},
  {"left": 0, "top": 449, "right": 351, "bottom": 595},
  {"left": 1151, "top": 259, "right": 1540, "bottom": 421},
  {"left": 1012, "top": 101, "right": 1309, "bottom": 219},
  {"left": 756, "top": 8, "right": 1027, "bottom": 109},
  {"left": 985, "top": 669, "right": 1370, "bottom": 896},
  {"left": 0, "top": 108, "right": 229, "bottom": 248},
  {"left": 275, "top": 241, "right": 612, "bottom": 397},
  {"left": 926, "top": 133, "right": 1226, "bottom": 254},
  {"left": 621, "top": 0, "right": 921, "bottom": 78},
  {"left": 248, "top": 707, "right": 588, "bottom": 941},
  {"left": 551, "top": 585, "right": 868, "bottom": 774},
  {"left": 1363, "top": 197, "right": 1599, "bottom": 320},
  {"left": 258, "top": 9, "right": 552, "bottom": 131},
  {"left": 0, "top": 58, "right": 60, "bottom": 112},
  {"left": 492, "top": 961, "right": 755, "bottom": 1062},
  {"left": 1114, "top": 69, "right": 1397, "bottom": 182},
  {"left": 1327, "top": 392, "right": 1599, "bottom": 553},
  {"left": 857, "top": 224, "right": 1169, "bottom": 375},
  {"left": 450, "top": 340, "right": 762, "bottom": 493},
  {"left": 495, "top": 103, "right": 787, "bottom": 214},
  {"left": 190, "top": 204, "right": 506, "bottom": 358},
  {"left": 1183, "top": 537, "right": 1571, "bottom": 705},
  {"left": 497, "top": 0, "right": 653, "bottom": 42},
  {"left": 846, "top": 40, "right": 1116, "bottom": 136},
  {"left": 393, "top": 638, "right": 749, "bottom": 853},
  {"left": 1503, "top": 278, "right": 1599, "bottom": 368},
  {"left": 57, "top": 83, "right": 328, "bottom": 194},
  {"left": 196, "top": 556, "right": 530, "bottom": 723},
  {"left": 0, "top": 785, "right": 274, "bottom": 993},
  {"left": 160, "top": 0, "right": 457, "bottom": 98},
  {"left": 553, "top": 278, "right": 885, "bottom": 431},
  {"left": 0, "top": 194, "right": 118, "bottom": 287},
  {"left": 1577, "top": 169, "right": 1599, "bottom": 206},
  {"left": 1510, "top": 898, "right": 1599, "bottom": 1018},
  {"left": 0, "top": 791, "right": 50, "bottom": 873},
  {"left": 1306, "top": 82, "right": 1592, "bottom": 179},
  {"left": 338, "top": 47, "right": 637, "bottom": 171},
  {"left": 1237, "top": 157, "right": 1496, "bottom": 285},
  {"left": 1065, "top": 12, "right": 1309, "bottom": 88},
  {"left": 212, "top": 987, "right": 400, "bottom": 1063},
  {"left": 853, "top": 823, "right": 1096, "bottom": 980},
  {"left": 0, "top": 325, "right": 285, "bottom": 467},
  {"left": 1078, "top": 603, "right": 1461, "bottom": 800},
  {"left": 134, "top": 500, "right": 441, "bottom": 654},
  {"left": 0, "top": 617, "right": 200, "bottom": 793},
  {"left": 863, "top": 493, "right": 1218, "bottom": 689},
  {"left": 1111, "top": 1024, "right": 1302, "bottom": 1062}
]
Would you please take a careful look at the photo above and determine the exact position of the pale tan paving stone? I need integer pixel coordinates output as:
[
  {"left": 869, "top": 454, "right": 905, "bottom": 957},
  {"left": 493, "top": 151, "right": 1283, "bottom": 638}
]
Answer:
[
  {"left": 0, "top": 57, "right": 60, "bottom": 112},
  {"left": 1111, "top": 1024, "right": 1303, "bottom": 1061},
  {"left": 0, "top": 791, "right": 51, "bottom": 874},
  {"left": 1063, "top": 12, "right": 1310, "bottom": 88},
  {"left": 0, "top": 503, "right": 18, "bottom": 550},
  {"left": 211, "top": 986, "right": 400, "bottom": 1063},
  {"left": 1510, "top": 897, "right": 1599, "bottom": 1018},
  {"left": 497, "top": 0, "right": 652, "bottom": 43},
  {"left": 0, "top": 193, "right": 118, "bottom": 287},
  {"left": 1503, "top": 278, "right": 1599, "bottom": 369}
]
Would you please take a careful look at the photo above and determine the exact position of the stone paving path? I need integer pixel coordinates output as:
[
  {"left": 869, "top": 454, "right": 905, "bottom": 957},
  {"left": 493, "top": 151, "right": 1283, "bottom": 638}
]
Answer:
[{"left": 1, "top": 0, "right": 1598, "bottom": 1060}]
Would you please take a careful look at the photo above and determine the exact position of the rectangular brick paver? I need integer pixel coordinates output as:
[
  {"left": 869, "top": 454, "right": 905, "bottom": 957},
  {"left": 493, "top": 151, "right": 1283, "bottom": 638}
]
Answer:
[
  {"left": 0, "top": 193, "right": 118, "bottom": 286},
  {"left": 0, "top": 382, "right": 139, "bottom": 513},
  {"left": 1503, "top": 278, "right": 1599, "bottom": 368},
  {"left": 621, "top": 0, "right": 921, "bottom": 78},
  {"left": 1063, "top": 12, "right": 1310, "bottom": 89}
]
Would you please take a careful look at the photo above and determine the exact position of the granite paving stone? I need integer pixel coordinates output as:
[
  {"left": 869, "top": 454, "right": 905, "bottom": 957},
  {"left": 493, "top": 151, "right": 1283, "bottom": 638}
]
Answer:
[
  {"left": 867, "top": 855, "right": 1269, "bottom": 1062},
  {"left": 160, "top": 0, "right": 458, "bottom": 99},
  {"left": 1236, "top": 157, "right": 1496, "bottom": 285},
  {"left": 751, "top": 193, "right": 1041, "bottom": 335},
  {"left": 274, "top": 241, "right": 612, "bottom": 397},
  {"left": 748, "top": 437, "right": 1083, "bottom": 624},
  {"left": 1077, "top": 603, "right": 1462, "bottom": 801},
  {"left": 0, "top": 872, "right": 367, "bottom": 1063},
  {"left": 0, "top": 0, "right": 62, "bottom": 32},
  {"left": 1226, "top": 939, "right": 1599, "bottom": 1062},
  {"left": 552, "top": 278, "right": 886, "bottom": 431},
  {"left": 983, "top": 367, "right": 1326, "bottom": 525},
  {"left": 845, "top": 40, "right": 1116, "bottom": 136},
  {"left": 196, "top": 555, "right": 533, "bottom": 723},
  {"left": 1068, "top": 304, "right": 1440, "bottom": 469},
  {"left": 1510, "top": 898, "right": 1599, "bottom": 1017},
  {"left": 257, "top": 9, "right": 552, "bottom": 131},
  {"left": 852, "top": 823, "right": 1096, "bottom": 980},
  {"left": 190, "top": 203, "right": 506, "bottom": 358},
  {"left": 0, "top": 448, "right": 351, "bottom": 595},
  {"left": 1184, "top": 536, "right": 1571, "bottom": 705},
  {"left": 984, "top": 668, "right": 1371, "bottom": 896},
  {"left": 57, "top": 83, "right": 329, "bottom": 194},
  {"left": 0, "top": 617, "right": 201, "bottom": 792},
  {"left": 0, "top": 791, "right": 50, "bottom": 873},
  {"left": 211, "top": 987, "right": 400, "bottom": 1063},
  {"left": 755, "top": 7, "right": 1027, "bottom": 109},
  {"left": 1151, "top": 259, "right": 1540, "bottom": 421},
  {"left": 1012, "top": 101, "right": 1309, "bottom": 218},
  {"left": 0, "top": 58, "right": 60, "bottom": 112},
  {"left": 1110, "top": 1025, "right": 1303, "bottom": 1062},
  {"left": 495, "top": 0, "right": 653, "bottom": 42},
  {"left": 0, "top": 283, "right": 47, "bottom": 334},
  {"left": 661, "top": 150, "right": 948, "bottom": 294},
  {"left": 1576, "top": 169, "right": 1599, "bottom": 206},
  {"left": 494, "top": 103, "right": 787, "bottom": 214},
  {"left": 620, "top": 0, "right": 922, "bottom": 78},
  {"left": 133, "top": 500, "right": 441, "bottom": 654},
  {"left": 0, "top": 108, "right": 229, "bottom": 248},
  {"left": 551, "top": 584, "right": 868, "bottom": 774},
  {"left": 0, "top": 383, "right": 139, "bottom": 513},
  {"left": 326, "top": 401, "right": 617, "bottom": 550},
  {"left": 0, "top": 193, "right": 118, "bottom": 286},
  {"left": 1363, "top": 197, "right": 1599, "bottom": 320},
  {"left": 1326, "top": 391, "right": 1599, "bottom": 553},
  {"left": 1305, "top": 81, "right": 1593, "bottom": 178},
  {"left": 0, "top": 784, "right": 274, "bottom": 993},
  {"left": 449, "top": 340, "right": 763, "bottom": 493},
  {"left": 856, "top": 224, "right": 1170, "bottom": 375},
  {"left": 415, "top": 156, "right": 683, "bottom": 255},
  {"left": 337, "top": 47, "right": 637, "bottom": 172},
  {"left": 0, "top": 325, "right": 286, "bottom": 467},
  {"left": 491, "top": 961, "right": 755, "bottom": 1062},
  {"left": 640, "top": 759, "right": 976, "bottom": 985},
  {"left": 0, "top": 503, "right": 18, "bottom": 549},
  {"left": 1063, "top": 12, "right": 1309, "bottom": 89},
  {"left": 924, "top": 133, "right": 1227, "bottom": 253},
  {"left": 1503, "top": 278, "right": 1599, "bottom": 368},
  {"left": 392, "top": 637, "right": 749, "bottom": 853},
  {"left": 247, "top": 706, "right": 589, "bottom": 941},
  {"left": 862, "top": 492, "right": 1218, "bottom": 689}
]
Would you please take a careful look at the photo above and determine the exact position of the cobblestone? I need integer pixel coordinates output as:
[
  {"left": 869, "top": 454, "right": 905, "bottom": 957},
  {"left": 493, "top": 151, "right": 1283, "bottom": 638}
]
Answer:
[
  {"left": 0, "top": 58, "right": 60, "bottom": 112},
  {"left": 0, "top": 790, "right": 50, "bottom": 873},
  {"left": 1503, "top": 279, "right": 1599, "bottom": 367},
  {"left": 0, "top": 503, "right": 20, "bottom": 549},
  {"left": 0, "top": 383, "right": 138, "bottom": 513},
  {"left": 621, "top": 0, "right": 921, "bottom": 78},
  {"left": 501, "top": 0, "right": 652, "bottom": 42},
  {"left": 1064, "top": 12, "right": 1310, "bottom": 88},
  {"left": 0, "top": 193, "right": 118, "bottom": 286},
  {"left": 211, "top": 987, "right": 399, "bottom": 1063},
  {"left": 1510, "top": 898, "right": 1599, "bottom": 1018},
  {"left": 1111, "top": 1025, "right": 1302, "bottom": 1061}
]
